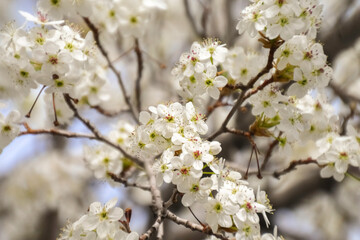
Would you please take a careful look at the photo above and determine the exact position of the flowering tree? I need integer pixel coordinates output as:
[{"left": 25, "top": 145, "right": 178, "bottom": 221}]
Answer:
[{"left": 0, "top": 0, "right": 359, "bottom": 239}]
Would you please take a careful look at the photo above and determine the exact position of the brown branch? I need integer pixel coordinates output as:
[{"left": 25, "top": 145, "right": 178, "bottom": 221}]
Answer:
[
  {"left": 134, "top": 38, "right": 144, "bottom": 113},
  {"left": 224, "top": 83, "right": 247, "bottom": 91},
  {"left": 260, "top": 136, "right": 280, "bottom": 171},
  {"left": 90, "top": 105, "right": 130, "bottom": 117},
  {"left": 273, "top": 158, "right": 319, "bottom": 179},
  {"left": 206, "top": 98, "right": 233, "bottom": 118},
  {"left": 165, "top": 210, "right": 229, "bottom": 240},
  {"left": 82, "top": 17, "right": 139, "bottom": 124},
  {"left": 341, "top": 102, "right": 356, "bottom": 135},
  {"left": 183, "top": 0, "right": 206, "bottom": 38},
  {"left": 164, "top": 188, "right": 180, "bottom": 209},
  {"left": 63, "top": 93, "right": 144, "bottom": 168},
  {"left": 140, "top": 215, "right": 164, "bottom": 240},
  {"left": 139, "top": 159, "right": 164, "bottom": 240},
  {"left": 107, "top": 172, "right": 151, "bottom": 191},
  {"left": 207, "top": 42, "right": 280, "bottom": 141},
  {"left": 200, "top": 0, "right": 210, "bottom": 38},
  {"left": 19, "top": 123, "right": 95, "bottom": 140},
  {"left": 225, "top": 128, "right": 262, "bottom": 178}
]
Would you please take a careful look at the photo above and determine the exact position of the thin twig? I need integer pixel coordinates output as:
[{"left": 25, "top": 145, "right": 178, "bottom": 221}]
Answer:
[
  {"left": 63, "top": 93, "right": 144, "bottom": 167},
  {"left": 341, "top": 102, "right": 356, "bottom": 135},
  {"left": 165, "top": 210, "right": 229, "bottom": 240},
  {"left": 83, "top": 17, "right": 139, "bottom": 124},
  {"left": 164, "top": 188, "right": 179, "bottom": 209},
  {"left": 112, "top": 47, "right": 135, "bottom": 63},
  {"left": 20, "top": 122, "right": 96, "bottom": 140},
  {"left": 142, "top": 50, "right": 167, "bottom": 69},
  {"left": 183, "top": 0, "right": 206, "bottom": 38},
  {"left": 107, "top": 172, "right": 151, "bottom": 191},
  {"left": 273, "top": 158, "right": 319, "bottom": 179},
  {"left": 26, "top": 85, "right": 46, "bottom": 118},
  {"left": 52, "top": 93, "right": 59, "bottom": 126},
  {"left": 224, "top": 128, "right": 262, "bottom": 178},
  {"left": 206, "top": 98, "right": 233, "bottom": 118},
  {"left": 134, "top": 38, "right": 144, "bottom": 113},
  {"left": 260, "top": 136, "right": 280, "bottom": 171},
  {"left": 90, "top": 105, "right": 130, "bottom": 117}
]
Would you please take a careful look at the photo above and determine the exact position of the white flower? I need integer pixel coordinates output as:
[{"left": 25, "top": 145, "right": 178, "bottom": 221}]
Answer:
[
  {"left": 117, "top": 0, "right": 151, "bottom": 38},
  {"left": 185, "top": 102, "right": 208, "bottom": 135},
  {"left": 153, "top": 149, "right": 174, "bottom": 186},
  {"left": 200, "top": 40, "right": 228, "bottom": 64},
  {"left": 171, "top": 155, "right": 202, "bottom": 186},
  {"left": 82, "top": 198, "right": 124, "bottom": 239},
  {"left": 0, "top": 110, "right": 21, "bottom": 152},
  {"left": 84, "top": 144, "right": 123, "bottom": 181},
  {"left": 237, "top": 4, "right": 267, "bottom": 37},
  {"left": 181, "top": 140, "right": 214, "bottom": 170},
  {"left": 201, "top": 65, "right": 228, "bottom": 99},
  {"left": 318, "top": 136, "right": 360, "bottom": 181},
  {"left": 177, "top": 177, "right": 212, "bottom": 207},
  {"left": 234, "top": 220, "right": 260, "bottom": 240},
  {"left": 205, "top": 195, "right": 239, "bottom": 232}
]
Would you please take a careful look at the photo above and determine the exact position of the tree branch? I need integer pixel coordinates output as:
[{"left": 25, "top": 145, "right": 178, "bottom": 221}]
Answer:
[
  {"left": 20, "top": 123, "right": 96, "bottom": 140},
  {"left": 82, "top": 17, "right": 139, "bottom": 124},
  {"left": 165, "top": 210, "right": 229, "bottom": 240},
  {"left": 207, "top": 42, "right": 280, "bottom": 141},
  {"left": 272, "top": 158, "right": 319, "bottom": 179},
  {"left": 107, "top": 172, "right": 151, "bottom": 191},
  {"left": 134, "top": 38, "right": 144, "bottom": 113},
  {"left": 260, "top": 136, "right": 280, "bottom": 171},
  {"left": 63, "top": 94, "right": 144, "bottom": 167},
  {"left": 183, "top": 0, "right": 206, "bottom": 38}
]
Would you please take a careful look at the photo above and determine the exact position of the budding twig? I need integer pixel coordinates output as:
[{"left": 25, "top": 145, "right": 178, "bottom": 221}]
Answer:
[{"left": 207, "top": 42, "right": 280, "bottom": 141}]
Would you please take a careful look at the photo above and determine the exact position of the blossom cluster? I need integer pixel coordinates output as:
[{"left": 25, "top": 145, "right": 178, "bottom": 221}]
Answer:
[
  {"left": 0, "top": 0, "right": 359, "bottom": 239},
  {"left": 37, "top": 0, "right": 166, "bottom": 38},
  {"left": 172, "top": 40, "right": 228, "bottom": 107},
  {"left": 237, "top": 0, "right": 323, "bottom": 40},
  {"left": 123, "top": 101, "right": 272, "bottom": 238},
  {"left": 0, "top": 16, "right": 113, "bottom": 125},
  {"left": 84, "top": 120, "right": 135, "bottom": 184},
  {"left": 58, "top": 198, "right": 139, "bottom": 240},
  {"left": 233, "top": 0, "right": 360, "bottom": 182}
]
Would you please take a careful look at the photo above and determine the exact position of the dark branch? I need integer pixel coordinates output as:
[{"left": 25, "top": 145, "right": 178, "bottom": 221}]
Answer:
[
  {"left": 134, "top": 38, "right": 144, "bottom": 113},
  {"left": 83, "top": 17, "right": 139, "bottom": 124}
]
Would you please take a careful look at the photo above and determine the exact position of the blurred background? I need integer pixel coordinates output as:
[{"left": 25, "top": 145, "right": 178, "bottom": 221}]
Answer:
[{"left": 0, "top": 0, "right": 360, "bottom": 239}]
